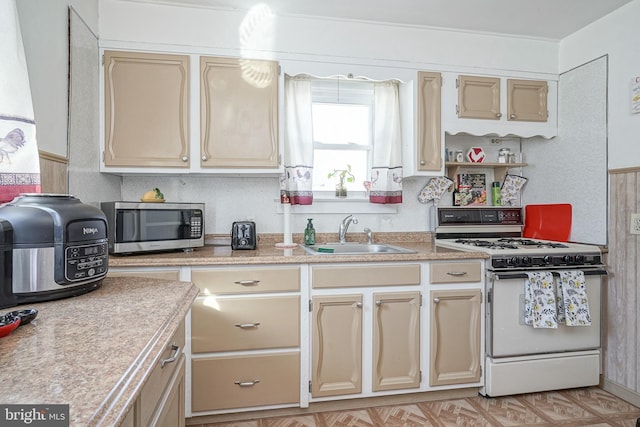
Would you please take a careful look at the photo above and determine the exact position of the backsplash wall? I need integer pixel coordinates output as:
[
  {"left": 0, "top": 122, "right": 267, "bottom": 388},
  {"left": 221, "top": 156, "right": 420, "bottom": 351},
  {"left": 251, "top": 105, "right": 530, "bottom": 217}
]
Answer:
[{"left": 120, "top": 175, "right": 432, "bottom": 237}]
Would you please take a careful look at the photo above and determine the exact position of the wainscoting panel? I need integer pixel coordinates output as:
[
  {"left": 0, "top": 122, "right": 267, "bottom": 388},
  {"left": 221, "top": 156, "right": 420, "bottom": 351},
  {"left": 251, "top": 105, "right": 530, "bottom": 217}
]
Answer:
[
  {"left": 606, "top": 169, "right": 640, "bottom": 395},
  {"left": 39, "top": 151, "right": 68, "bottom": 194}
]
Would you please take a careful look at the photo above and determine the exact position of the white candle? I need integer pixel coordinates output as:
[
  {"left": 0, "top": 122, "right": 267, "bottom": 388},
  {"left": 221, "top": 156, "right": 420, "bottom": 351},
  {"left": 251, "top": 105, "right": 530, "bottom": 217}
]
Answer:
[{"left": 283, "top": 203, "right": 292, "bottom": 244}]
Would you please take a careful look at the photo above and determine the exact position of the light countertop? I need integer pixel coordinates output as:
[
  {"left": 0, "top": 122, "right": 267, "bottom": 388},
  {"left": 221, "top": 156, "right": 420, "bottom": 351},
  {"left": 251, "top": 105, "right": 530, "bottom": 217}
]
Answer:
[
  {"left": 0, "top": 277, "right": 199, "bottom": 426},
  {"left": 108, "top": 232, "right": 487, "bottom": 268}
]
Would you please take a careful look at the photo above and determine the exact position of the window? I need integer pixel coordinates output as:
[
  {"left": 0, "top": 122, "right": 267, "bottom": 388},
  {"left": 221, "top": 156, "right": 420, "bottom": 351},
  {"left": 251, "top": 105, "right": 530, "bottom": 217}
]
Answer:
[{"left": 310, "top": 79, "right": 374, "bottom": 195}]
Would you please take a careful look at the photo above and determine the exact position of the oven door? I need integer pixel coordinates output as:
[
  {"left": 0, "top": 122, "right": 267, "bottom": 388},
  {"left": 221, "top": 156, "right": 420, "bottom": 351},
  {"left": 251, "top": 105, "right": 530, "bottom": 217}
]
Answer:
[{"left": 486, "top": 269, "right": 605, "bottom": 358}]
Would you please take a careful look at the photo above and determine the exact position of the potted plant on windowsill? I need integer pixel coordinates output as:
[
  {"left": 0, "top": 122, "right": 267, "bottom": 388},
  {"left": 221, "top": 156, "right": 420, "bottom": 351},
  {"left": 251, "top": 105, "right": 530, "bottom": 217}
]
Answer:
[{"left": 328, "top": 165, "right": 355, "bottom": 198}]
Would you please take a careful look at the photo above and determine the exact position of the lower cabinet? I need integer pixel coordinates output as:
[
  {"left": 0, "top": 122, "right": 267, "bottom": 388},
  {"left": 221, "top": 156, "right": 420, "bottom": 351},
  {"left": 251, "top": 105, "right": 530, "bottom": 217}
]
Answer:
[
  {"left": 429, "top": 262, "right": 483, "bottom": 387},
  {"left": 310, "top": 264, "right": 422, "bottom": 399},
  {"left": 189, "top": 266, "right": 301, "bottom": 414},
  {"left": 123, "top": 319, "right": 186, "bottom": 427}
]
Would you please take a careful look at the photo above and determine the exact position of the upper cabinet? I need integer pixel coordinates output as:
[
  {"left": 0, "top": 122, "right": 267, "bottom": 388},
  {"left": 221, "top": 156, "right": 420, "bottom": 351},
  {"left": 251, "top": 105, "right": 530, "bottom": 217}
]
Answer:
[
  {"left": 457, "top": 75, "right": 501, "bottom": 120},
  {"left": 442, "top": 72, "right": 557, "bottom": 138},
  {"left": 403, "top": 71, "right": 444, "bottom": 177},
  {"left": 200, "top": 56, "right": 280, "bottom": 169},
  {"left": 101, "top": 50, "right": 282, "bottom": 175},
  {"left": 506, "top": 79, "right": 548, "bottom": 122},
  {"left": 103, "top": 50, "right": 190, "bottom": 169}
]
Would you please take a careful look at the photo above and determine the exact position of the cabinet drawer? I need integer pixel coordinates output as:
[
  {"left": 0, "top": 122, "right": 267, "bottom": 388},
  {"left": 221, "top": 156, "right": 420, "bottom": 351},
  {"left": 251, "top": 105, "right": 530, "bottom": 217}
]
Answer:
[
  {"left": 192, "top": 295, "right": 299, "bottom": 353},
  {"left": 192, "top": 352, "right": 300, "bottom": 412},
  {"left": 312, "top": 264, "right": 420, "bottom": 288},
  {"left": 430, "top": 262, "right": 482, "bottom": 283},
  {"left": 192, "top": 266, "right": 300, "bottom": 294},
  {"left": 139, "top": 319, "right": 185, "bottom": 427}
]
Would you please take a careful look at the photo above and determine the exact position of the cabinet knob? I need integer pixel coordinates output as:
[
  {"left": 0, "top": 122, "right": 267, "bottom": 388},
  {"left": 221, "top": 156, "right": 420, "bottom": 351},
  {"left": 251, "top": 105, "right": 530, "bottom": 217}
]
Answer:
[
  {"left": 375, "top": 300, "right": 382, "bottom": 306},
  {"left": 202, "top": 155, "right": 208, "bottom": 161},
  {"left": 433, "top": 298, "right": 441, "bottom": 304},
  {"left": 510, "top": 114, "right": 517, "bottom": 119},
  {"left": 181, "top": 156, "right": 188, "bottom": 162},
  {"left": 495, "top": 113, "right": 502, "bottom": 118},
  {"left": 420, "top": 160, "right": 426, "bottom": 165},
  {"left": 354, "top": 302, "right": 363, "bottom": 309}
]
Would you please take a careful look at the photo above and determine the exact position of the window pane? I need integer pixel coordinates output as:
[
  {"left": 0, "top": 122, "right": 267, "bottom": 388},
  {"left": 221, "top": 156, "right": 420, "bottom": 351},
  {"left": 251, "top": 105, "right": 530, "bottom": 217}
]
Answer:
[
  {"left": 313, "top": 150, "right": 368, "bottom": 192},
  {"left": 312, "top": 103, "right": 370, "bottom": 146}
]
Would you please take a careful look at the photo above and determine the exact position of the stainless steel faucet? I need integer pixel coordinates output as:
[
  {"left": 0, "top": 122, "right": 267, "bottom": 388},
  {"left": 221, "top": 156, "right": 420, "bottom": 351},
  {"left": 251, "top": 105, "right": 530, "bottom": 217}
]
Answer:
[{"left": 338, "top": 215, "right": 358, "bottom": 243}]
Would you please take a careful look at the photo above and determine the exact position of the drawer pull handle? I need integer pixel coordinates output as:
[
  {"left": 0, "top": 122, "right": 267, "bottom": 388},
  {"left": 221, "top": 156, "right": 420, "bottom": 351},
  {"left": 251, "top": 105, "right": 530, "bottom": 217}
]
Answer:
[
  {"left": 234, "top": 322, "right": 261, "bottom": 329},
  {"left": 234, "top": 380, "right": 260, "bottom": 387},
  {"left": 446, "top": 271, "right": 467, "bottom": 276},
  {"left": 234, "top": 280, "right": 260, "bottom": 286},
  {"left": 161, "top": 344, "right": 180, "bottom": 368}
]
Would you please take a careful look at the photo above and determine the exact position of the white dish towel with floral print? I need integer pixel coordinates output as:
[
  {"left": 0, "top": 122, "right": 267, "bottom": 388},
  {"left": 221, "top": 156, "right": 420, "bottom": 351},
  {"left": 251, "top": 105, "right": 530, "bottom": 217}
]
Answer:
[
  {"left": 557, "top": 270, "right": 591, "bottom": 326},
  {"left": 524, "top": 271, "right": 558, "bottom": 328},
  {"left": 524, "top": 270, "right": 591, "bottom": 328}
]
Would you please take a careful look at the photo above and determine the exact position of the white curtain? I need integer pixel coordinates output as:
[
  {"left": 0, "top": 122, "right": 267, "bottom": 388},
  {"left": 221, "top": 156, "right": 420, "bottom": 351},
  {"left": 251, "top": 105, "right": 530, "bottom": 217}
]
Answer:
[
  {"left": 369, "top": 80, "right": 402, "bottom": 204},
  {"left": 280, "top": 75, "right": 314, "bottom": 205},
  {"left": 0, "top": 0, "right": 41, "bottom": 202}
]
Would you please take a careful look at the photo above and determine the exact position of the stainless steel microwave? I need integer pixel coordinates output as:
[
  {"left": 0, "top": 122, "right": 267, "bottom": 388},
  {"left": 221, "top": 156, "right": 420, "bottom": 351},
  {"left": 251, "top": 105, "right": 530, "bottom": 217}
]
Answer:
[{"left": 100, "top": 201, "right": 205, "bottom": 254}]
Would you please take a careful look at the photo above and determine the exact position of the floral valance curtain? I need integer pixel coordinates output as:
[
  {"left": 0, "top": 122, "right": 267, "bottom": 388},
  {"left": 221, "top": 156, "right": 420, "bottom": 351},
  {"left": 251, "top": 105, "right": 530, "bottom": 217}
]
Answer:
[
  {"left": 369, "top": 80, "right": 402, "bottom": 204},
  {"left": 0, "top": 0, "right": 41, "bottom": 203},
  {"left": 280, "top": 75, "right": 314, "bottom": 205}
]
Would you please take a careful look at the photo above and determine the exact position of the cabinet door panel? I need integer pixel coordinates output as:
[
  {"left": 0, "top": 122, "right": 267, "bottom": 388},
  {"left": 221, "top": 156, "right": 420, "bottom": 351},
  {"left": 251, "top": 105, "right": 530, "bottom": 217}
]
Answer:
[
  {"left": 417, "top": 71, "right": 442, "bottom": 172},
  {"left": 104, "top": 51, "right": 190, "bottom": 168},
  {"left": 372, "top": 291, "right": 421, "bottom": 391},
  {"left": 312, "top": 295, "right": 362, "bottom": 397},
  {"left": 200, "top": 56, "right": 279, "bottom": 168},
  {"left": 457, "top": 75, "right": 500, "bottom": 120},
  {"left": 430, "top": 289, "right": 481, "bottom": 386},
  {"left": 507, "top": 79, "right": 548, "bottom": 122}
]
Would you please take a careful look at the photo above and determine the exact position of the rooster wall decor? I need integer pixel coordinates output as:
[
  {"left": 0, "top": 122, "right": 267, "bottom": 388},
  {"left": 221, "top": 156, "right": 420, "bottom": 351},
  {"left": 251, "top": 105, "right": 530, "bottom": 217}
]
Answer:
[{"left": 0, "top": 128, "right": 26, "bottom": 164}]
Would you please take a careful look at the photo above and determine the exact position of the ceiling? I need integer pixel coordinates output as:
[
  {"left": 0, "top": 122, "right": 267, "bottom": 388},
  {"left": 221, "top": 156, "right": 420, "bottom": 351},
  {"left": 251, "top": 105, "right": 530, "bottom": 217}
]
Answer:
[{"left": 139, "top": 0, "right": 634, "bottom": 40}]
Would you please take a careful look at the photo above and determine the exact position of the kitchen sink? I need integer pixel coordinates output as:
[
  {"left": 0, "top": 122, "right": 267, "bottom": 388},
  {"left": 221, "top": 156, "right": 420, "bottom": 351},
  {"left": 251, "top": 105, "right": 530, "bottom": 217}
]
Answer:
[{"left": 299, "top": 242, "right": 417, "bottom": 255}]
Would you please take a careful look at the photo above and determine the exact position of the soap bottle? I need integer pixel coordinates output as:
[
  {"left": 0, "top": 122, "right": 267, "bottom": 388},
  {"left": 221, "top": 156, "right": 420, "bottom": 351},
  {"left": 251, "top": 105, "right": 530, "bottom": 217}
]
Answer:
[
  {"left": 491, "top": 182, "right": 502, "bottom": 206},
  {"left": 304, "top": 218, "right": 316, "bottom": 245}
]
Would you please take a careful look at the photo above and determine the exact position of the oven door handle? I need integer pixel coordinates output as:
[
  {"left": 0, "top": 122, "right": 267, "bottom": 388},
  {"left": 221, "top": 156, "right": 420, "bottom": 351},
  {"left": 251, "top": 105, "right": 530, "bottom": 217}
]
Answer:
[{"left": 491, "top": 269, "right": 608, "bottom": 280}]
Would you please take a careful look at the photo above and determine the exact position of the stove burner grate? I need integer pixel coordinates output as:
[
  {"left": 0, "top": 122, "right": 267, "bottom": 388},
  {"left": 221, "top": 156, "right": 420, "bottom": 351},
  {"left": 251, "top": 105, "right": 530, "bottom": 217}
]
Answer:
[{"left": 496, "top": 238, "right": 569, "bottom": 249}]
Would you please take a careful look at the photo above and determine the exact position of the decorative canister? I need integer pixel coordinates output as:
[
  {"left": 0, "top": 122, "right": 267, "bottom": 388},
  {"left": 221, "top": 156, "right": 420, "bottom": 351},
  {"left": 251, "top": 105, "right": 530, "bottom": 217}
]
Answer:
[
  {"left": 498, "top": 148, "right": 510, "bottom": 163},
  {"left": 455, "top": 150, "right": 464, "bottom": 162}
]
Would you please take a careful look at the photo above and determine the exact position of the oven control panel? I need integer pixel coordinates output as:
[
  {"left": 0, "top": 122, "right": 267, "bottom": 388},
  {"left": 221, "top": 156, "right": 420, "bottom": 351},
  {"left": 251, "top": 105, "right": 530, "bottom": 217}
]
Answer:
[
  {"left": 438, "top": 207, "right": 523, "bottom": 225},
  {"left": 492, "top": 253, "right": 602, "bottom": 269}
]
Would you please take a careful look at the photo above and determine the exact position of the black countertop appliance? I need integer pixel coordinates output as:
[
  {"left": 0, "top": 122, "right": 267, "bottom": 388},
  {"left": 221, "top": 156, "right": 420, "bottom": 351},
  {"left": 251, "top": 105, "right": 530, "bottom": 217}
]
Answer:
[{"left": 0, "top": 194, "right": 109, "bottom": 309}]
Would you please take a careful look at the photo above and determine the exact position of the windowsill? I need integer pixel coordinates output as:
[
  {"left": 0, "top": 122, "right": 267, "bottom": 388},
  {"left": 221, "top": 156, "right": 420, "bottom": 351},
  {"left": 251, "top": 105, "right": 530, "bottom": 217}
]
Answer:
[{"left": 275, "top": 196, "right": 398, "bottom": 214}]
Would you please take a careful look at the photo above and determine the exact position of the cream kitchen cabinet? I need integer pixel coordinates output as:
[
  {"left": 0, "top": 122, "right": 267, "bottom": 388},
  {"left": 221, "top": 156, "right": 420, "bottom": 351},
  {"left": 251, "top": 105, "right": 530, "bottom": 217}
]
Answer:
[
  {"left": 101, "top": 50, "right": 282, "bottom": 175},
  {"left": 310, "top": 264, "right": 422, "bottom": 399},
  {"left": 442, "top": 72, "right": 557, "bottom": 138},
  {"left": 199, "top": 56, "right": 280, "bottom": 170},
  {"left": 428, "top": 262, "right": 483, "bottom": 387},
  {"left": 405, "top": 71, "right": 443, "bottom": 176},
  {"left": 102, "top": 50, "right": 190, "bottom": 170},
  {"left": 123, "top": 319, "right": 187, "bottom": 427},
  {"left": 189, "top": 266, "right": 300, "bottom": 414}
]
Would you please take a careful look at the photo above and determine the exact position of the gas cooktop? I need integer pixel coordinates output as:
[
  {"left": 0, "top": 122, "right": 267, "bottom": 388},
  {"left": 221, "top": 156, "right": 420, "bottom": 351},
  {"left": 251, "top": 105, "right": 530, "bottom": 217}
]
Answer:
[{"left": 436, "top": 237, "right": 603, "bottom": 269}]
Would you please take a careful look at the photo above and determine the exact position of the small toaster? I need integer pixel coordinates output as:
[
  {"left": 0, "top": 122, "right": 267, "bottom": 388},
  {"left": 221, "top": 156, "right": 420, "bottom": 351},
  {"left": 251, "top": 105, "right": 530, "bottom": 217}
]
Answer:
[{"left": 231, "top": 221, "right": 256, "bottom": 250}]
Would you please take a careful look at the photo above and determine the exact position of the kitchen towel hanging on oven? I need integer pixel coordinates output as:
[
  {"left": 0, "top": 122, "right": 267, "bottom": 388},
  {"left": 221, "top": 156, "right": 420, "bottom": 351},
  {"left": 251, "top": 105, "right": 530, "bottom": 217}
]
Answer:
[
  {"left": 558, "top": 270, "right": 591, "bottom": 326},
  {"left": 524, "top": 270, "right": 591, "bottom": 328}
]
